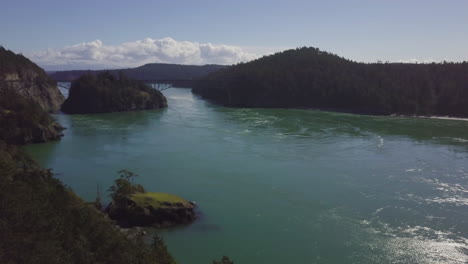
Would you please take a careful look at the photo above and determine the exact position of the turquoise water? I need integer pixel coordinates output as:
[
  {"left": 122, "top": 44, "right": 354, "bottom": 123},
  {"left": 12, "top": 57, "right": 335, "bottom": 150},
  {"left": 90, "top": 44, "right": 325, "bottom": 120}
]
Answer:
[{"left": 27, "top": 88, "right": 468, "bottom": 263}]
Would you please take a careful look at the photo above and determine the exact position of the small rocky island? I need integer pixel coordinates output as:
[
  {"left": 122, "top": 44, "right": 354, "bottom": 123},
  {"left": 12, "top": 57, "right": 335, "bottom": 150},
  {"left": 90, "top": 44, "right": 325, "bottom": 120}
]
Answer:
[
  {"left": 105, "top": 170, "right": 196, "bottom": 228},
  {"left": 61, "top": 72, "right": 167, "bottom": 114}
]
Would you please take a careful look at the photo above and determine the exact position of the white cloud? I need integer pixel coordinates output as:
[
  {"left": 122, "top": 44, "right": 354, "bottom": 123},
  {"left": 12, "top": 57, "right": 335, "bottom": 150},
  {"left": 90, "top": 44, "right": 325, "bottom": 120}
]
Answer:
[{"left": 28, "top": 37, "right": 260, "bottom": 70}]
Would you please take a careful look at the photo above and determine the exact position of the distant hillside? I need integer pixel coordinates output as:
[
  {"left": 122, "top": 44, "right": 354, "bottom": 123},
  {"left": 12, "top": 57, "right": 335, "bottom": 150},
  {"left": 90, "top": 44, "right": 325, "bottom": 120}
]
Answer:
[
  {"left": 193, "top": 47, "right": 468, "bottom": 117},
  {"left": 50, "top": 63, "right": 227, "bottom": 85}
]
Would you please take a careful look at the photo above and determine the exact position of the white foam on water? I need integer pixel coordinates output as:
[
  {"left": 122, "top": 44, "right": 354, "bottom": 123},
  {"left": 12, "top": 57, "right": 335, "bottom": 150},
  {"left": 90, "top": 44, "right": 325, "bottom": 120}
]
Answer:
[
  {"left": 451, "top": 137, "right": 468, "bottom": 143},
  {"left": 427, "top": 116, "right": 468, "bottom": 122},
  {"left": 406, "top": 168, "right": 422, "bottom": 172},
  {"left": 377, "top": 136, "right": 385, "bottom": 148},
  {"left": 433, "top": 137, "right": 468, "bottom": 143},
  {"left": 372, "top": 206, "right": 387, "bottom": 215},
  {"left": 391, "top": 226, "right": 468, "bottom": 263},
  {"left": 425, "top": 196, "right": 468, "bottom": 206},
  {"left": 399, "top": 177, "right": 468, "bottom": 206},
  {"left": 361, "top": 220, "right": 468, "bottom": 263}
]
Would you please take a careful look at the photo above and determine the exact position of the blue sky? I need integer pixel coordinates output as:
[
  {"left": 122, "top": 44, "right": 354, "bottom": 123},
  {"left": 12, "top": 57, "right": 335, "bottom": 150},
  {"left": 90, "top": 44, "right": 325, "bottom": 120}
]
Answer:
[{"left": 1, "top": 0, "right": 467, "bottom": 70}]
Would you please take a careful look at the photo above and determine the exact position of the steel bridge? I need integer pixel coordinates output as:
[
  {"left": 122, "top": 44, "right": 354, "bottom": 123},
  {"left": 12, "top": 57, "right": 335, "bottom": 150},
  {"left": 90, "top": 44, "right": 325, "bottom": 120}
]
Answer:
[{"left": 1, "top": 79, "right": 178, "bottom": 92}]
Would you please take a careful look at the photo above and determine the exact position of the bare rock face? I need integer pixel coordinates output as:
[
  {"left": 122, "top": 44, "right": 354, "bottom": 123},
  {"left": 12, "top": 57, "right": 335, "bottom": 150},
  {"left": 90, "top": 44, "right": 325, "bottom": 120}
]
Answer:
[
  {"left": 0, "top": 47, "right": 64, "bottom": 113},
  {"left": 0, "top": 47, "right": 65, "bottom": 144},
  {"left": 3, "top": 73, "right": 64, "bottom": 113}
]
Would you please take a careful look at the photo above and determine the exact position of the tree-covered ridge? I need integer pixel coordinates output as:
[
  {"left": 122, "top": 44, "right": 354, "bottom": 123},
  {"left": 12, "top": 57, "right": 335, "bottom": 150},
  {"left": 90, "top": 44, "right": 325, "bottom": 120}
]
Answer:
[
  {"left": 193, "top": 47, "right": 468, "bottom": 117},
  {"left": 0, "top": 84, "right": 63, "bottom": 145},
  {"left": 0, "top": 141, "right": 176, "bottom": 264},
  {"left": 50, "top": 63, "right": 226, "bottom": 83},
  {"left": 61, "top": 72, "right": 168, "bottom": 114}
]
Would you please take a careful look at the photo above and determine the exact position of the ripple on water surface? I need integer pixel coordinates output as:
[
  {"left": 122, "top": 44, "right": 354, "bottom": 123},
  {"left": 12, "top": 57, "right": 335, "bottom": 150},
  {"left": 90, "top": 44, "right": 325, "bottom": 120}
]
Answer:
[{"left": 27, "top": 88, "right": 468, "bottom": 264}]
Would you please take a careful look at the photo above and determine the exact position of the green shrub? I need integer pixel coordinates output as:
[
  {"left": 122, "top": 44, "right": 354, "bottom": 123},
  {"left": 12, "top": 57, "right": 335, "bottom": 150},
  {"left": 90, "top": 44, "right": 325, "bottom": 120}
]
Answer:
[{"left": 108, "top": 169, "right": 146, "bottom": 208}]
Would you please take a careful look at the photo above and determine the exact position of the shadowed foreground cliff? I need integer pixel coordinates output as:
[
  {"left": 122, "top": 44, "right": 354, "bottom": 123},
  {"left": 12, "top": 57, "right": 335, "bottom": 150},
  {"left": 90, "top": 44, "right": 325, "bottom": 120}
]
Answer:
[
  {"left": 193, "top": 47, "right": 468, "bottom": 117},
  {"left": 0, "top": 79, "right": 175, "bottom": 264},
  {"left": 0, "top": 49, "right": 177, "bottom": 263},
  {"left": 61, "top": 72, "right": 168, "bottom": 114}
]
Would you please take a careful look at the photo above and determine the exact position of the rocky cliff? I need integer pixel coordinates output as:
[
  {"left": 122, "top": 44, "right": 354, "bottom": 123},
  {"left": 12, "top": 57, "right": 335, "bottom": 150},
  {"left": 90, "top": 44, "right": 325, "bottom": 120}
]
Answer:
[
  {"left": 0, "top": 47, "right": 64, "bottom": 113},
  {"left": 0, "top": 86, "right": 64, "bottom": 145},
  {"left": 0, "top": 47, "right": 64, "bottom": 144}
]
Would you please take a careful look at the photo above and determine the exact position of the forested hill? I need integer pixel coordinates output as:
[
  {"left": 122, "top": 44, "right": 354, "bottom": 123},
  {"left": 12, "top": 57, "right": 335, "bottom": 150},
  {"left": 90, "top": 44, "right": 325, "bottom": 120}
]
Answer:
[
  {"left": 61, "top": 72, "right": 168, "bottom": 114},
  {"left": 50, "top": 63, "right": 226, "bottom": 83},
  {"left": 192, "top": 47, "right": 468, "bottom": 117}
]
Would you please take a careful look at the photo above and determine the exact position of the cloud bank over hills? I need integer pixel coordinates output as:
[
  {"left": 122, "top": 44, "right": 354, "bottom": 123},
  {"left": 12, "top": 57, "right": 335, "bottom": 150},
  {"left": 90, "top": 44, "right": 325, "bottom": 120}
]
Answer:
[
  {"left": 29, "top": 37, "right": 259, "bottom": 70},
  {"left": 26, "top": 36, "right": 451, "bottom": 71}
]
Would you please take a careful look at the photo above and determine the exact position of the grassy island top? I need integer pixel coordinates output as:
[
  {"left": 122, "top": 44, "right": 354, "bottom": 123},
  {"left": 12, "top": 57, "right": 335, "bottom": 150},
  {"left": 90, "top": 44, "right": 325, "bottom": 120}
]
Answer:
[{"left": 131, "top": 192, "right": 193, "bottom": 209}]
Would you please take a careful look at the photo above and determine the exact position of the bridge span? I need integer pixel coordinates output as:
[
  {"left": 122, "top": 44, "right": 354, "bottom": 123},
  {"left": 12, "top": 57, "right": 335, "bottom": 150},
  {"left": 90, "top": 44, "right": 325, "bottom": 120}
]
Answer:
[{"left": 1, "top": 79, "right": 181, "bottom": 92}]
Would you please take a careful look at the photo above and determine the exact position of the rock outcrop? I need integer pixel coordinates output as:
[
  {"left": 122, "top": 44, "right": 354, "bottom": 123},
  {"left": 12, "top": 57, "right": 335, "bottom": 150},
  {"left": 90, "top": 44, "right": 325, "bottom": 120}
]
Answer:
[
  {"left": 107, "top": 192, "right": 197, "bottom": 228},
  {"left": 0, "top": 47, "right": 64, "bottom": 113},
  {"left": 0, "top": 86, "right": 64, "bottom": 145}
]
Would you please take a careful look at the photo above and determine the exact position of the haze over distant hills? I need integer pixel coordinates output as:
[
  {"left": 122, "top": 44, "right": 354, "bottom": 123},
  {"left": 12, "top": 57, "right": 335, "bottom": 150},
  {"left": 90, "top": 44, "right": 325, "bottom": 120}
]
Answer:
[{"left": 49, "top": 63, "right": 227, "bottom": 82}]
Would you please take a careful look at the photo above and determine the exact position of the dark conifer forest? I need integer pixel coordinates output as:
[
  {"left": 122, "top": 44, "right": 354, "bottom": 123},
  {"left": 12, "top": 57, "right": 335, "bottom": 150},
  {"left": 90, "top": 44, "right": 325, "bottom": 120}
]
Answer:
[
  {"left": 61, "top": 72, "right": 167, "bottom": 114},
  {"left": 193, "top": 47, "right": 468, "bottom": 117}
]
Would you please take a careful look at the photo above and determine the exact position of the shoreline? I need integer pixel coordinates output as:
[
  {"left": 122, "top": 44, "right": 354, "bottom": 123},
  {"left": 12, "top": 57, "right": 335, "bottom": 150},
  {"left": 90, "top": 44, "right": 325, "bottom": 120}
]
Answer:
[
  {"left": 391, "top": 114, "right": 468, "bottom": 122},
  {"left": 193, "top": 93, "right": 468, "bottom": 122},
  {"left": 269, "top": 105, "right": 468, "bottom": 122}
]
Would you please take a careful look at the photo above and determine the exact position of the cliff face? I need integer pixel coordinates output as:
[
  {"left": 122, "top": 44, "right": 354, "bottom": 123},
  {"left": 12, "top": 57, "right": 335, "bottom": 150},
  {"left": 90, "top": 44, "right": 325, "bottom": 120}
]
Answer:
[
  {"left": 0, "top": 47, "right": 65, "bottom": 144},
  {"left": 0, "top": 47, "right": 64, "bottom": 113},
  {"left": 2, "top": 73, "right": 64, "bottom": 113},
  {"left": 0, "top": 86, "right": 64, "bottom": 145}
]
